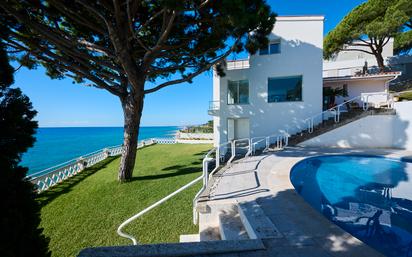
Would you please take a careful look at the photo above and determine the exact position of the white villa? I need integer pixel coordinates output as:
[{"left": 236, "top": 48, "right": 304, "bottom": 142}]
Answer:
[
  {"left": 81, "top": 15, "right": 412, "bottom": 257},
  {"left": 210, "top": 16, "right": 324, "bottom": 145},
  {"left": 210, "top": 15, "right": 408, "bottom": 146}
]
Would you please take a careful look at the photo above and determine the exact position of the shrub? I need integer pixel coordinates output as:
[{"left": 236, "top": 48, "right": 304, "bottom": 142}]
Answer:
[{"left": 0, "top": 40, "right": 50, "bottom": 257}]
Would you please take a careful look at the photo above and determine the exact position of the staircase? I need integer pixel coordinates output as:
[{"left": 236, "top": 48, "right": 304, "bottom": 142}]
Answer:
[
  {"left": 186, "top": 106, "right": 398, "bottom": 245},
  {"left": 181, "top": 200, "right": 281, "bottom": 243},
  {"left": 287, "top": 107, "right": 396, "bottom": 146}
]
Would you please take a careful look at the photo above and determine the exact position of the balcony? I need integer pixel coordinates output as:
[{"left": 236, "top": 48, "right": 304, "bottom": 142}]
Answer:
[
  {"left": 226, "top": 59, "right": 250, "bottom": 70},
  {"left": 208, "top": 101, "right": 220, "bottom": 116}
]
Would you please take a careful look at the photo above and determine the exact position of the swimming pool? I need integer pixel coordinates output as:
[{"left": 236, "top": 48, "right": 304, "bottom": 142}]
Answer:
[{"left": 290, "top": 155, "right": 412, "bottom": 257}]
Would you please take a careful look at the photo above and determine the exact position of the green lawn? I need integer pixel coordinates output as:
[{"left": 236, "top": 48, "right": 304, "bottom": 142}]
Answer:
[
  {"left": 38, "top": 143, "right": 211, "bottom": 257},
  {"left": 399, "top": 91, "right": 412, "bottom": 101}
]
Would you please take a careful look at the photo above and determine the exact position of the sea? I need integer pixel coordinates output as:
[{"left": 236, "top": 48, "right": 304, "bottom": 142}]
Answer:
[{"left": 21, "top": 126, "right": 180, "bottom": 175}]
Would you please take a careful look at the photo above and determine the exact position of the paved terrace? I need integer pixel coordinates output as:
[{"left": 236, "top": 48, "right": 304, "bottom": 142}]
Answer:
[
  {"left": 80, "top": 147, "right": 412, "bottom": 257},
  {"left": 197, "top": 146, "right": 412, "bottom": 257}
]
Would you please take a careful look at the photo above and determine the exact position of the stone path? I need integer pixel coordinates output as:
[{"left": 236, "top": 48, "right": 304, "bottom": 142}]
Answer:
[{"left": 200, "top": 147, "right": 412, "bottom": 257}]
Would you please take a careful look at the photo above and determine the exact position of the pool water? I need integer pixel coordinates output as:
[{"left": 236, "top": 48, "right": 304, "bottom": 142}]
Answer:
[{"left": 290, "top": 155, "right": 412, "bottom": 257}]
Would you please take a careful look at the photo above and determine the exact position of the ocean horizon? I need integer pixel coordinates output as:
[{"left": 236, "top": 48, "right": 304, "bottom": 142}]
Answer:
[{"left": 21, "top": 126, "right": 181, "bottom": 175}]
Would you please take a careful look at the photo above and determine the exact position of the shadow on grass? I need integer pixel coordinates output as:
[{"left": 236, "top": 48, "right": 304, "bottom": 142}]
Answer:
[
  {"left": 132, "top": 166, "right": 202, "bottom": 181},
  {"left": 162, "top": 165, "right": 185, "bottom": 171},
  {"left": 193, "top": 150, "right": 209, "bottom": 156},
  {"left": 36, "top": 156, "right": 118, "bottom": 208}
]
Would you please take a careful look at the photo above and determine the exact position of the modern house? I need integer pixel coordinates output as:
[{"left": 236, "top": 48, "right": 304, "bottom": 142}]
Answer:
[
  {"left": 210, "top": 16, "right": 325, "bottom": 145},
  {"left": 210, "top": 16, "right": 412, "bottom": 147}
]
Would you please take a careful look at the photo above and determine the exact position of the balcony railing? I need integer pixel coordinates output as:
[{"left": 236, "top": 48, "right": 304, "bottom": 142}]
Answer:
[
  {"left": 226, "top": 59, "right": 250, "bottom": 70},
  {"left": 208, "top": 101, "right": 219, "bottom": 116}
]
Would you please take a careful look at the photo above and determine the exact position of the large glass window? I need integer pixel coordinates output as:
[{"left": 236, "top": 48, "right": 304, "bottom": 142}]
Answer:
[
  {"left": 228, "top": 80, "right": 249, "bottom": 105},
  {"left": 268, "top": 76, "right": 302, "bottom": 102}
]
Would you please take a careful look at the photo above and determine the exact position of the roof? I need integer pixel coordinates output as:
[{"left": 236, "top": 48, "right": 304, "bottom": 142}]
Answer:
[
  {"left": 276, "top": 15, "right": 325, "bottom": 22},
  {"left": 323, "top": 71, "right": 402, "bottom": 83}
]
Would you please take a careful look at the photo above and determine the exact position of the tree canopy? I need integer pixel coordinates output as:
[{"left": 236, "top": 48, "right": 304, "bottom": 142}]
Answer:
[
  {"left": 0, "top": 0, "right": 276, "bottom": 181},
  {"left": 394, "top": 0, "right": 412, "bottom": 54},
  {"left": 0, "top": 0, "right": 275, "bottom": 95},
  {"left": 324, "top": 0, "right": 412, "bottom": 70}
]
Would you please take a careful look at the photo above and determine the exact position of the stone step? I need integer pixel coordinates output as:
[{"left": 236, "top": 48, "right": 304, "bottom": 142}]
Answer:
[
  {"left": 238, "top": 200, "right": 282, "bottom": 239},
  {"left": 78, "top": 239, "right": 267, "bottom": 257},
  {"left": 200, "top": 226, "right": 221, "bottom": 241},
  {"left": 179, "top": 234, "right": 200, "bottom": 242},
  {"left": 218, "top": 208, "right": 249, "bottom": 240}
]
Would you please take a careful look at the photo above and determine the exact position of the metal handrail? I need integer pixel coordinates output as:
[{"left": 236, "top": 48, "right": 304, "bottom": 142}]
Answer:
[
  {"left": 303, "top": 95, "right": 365, "bottom": 133},
  {"left": 362, "top": 92, "right": 394, "bottom": 109},
  {"left": 228, "top": 138, "right": 250, "bottom": 164},
  {"left": 250, "top": 137, "right": 266, "bottom": 156},
  {"left": 118, "top": 175, "right": 204, "bottom": 245},
  {"left": 119, "top": 92, "right": 396, "bottom": 244},
  {"left": 192, "top": 148, "right": 217, "bottom": 224}
]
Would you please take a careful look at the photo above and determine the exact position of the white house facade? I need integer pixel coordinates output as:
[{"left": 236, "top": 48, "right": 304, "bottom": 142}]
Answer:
[
  {"left": 322, "top": 39, "right": 402, "bottom": 108},
  {"left": 210, "top": 16, "right": 324, "bottom": 146}
]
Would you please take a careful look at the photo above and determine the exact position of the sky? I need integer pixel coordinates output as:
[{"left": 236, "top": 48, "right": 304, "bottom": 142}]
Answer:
[{"left": 13, "top": 0, "right": 366, "bottom": 128}]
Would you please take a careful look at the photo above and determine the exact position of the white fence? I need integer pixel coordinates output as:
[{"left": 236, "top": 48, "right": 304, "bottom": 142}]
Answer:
[
  {"left": 176, "top": 132, "right": 214, "bottom": 140},
  {"left": 28, "top": 138, "right": 174, "bottom": 193},
  {"left": 153, "top": 138, "right": 176, "bottom": 144}
]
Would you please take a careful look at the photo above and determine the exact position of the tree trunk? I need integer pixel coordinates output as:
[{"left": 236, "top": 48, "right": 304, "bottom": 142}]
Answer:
[
  {"left": 118, "top": 93, "right": 144, "bottom": 182},
  {"left": 375, "top": 53, "right": 385, "bottom": 72}
]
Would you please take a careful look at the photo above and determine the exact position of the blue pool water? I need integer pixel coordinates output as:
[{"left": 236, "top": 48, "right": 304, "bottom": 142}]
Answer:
[
  {"left": 290, "top": 155, "right": 412, "bottom": 257},
  {"left": 21, "top": 126, "right": 179, "bottom": 175}
]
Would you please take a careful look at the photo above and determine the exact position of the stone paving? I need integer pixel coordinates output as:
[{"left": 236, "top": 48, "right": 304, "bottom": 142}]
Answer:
[
  {"left": 201, "top": 146, "right": 412, "bottom": 257},
  {"left": 79, "top": 147, "right": 412, "bottom": 256}
]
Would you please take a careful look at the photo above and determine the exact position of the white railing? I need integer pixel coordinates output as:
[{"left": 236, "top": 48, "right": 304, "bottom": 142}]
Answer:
[
  {"left": 116, "top": 129, "right": 291, "bottom": 245},
  {"left": 362, "top": 92, "right": 394, "bottom": 109},
  {"left": 209, "top": 101, "right": 219, "bottom": 111},
  {"left": 28, "top": 138, "right": 172, "bottom": 193},
  {"left": 226, "top": 59, "right": 250, "bottom": 70},
  {"left": 118, "top": 175, "right": 204, "bottom": 245},
  {"left": 208, "top": 101, "right": 220, "bottom": 116},
  {"left": 192, "top": 148, "right": 217, "bottom": 224},
  {"left": 117, "top": 92, "right": 395, "bottom": 245},
  {"left": 228, "top": 138, "right": 250, "bottom": 164},
  {"left": 304, "top": 96, "right": 360, "bottom": 134},
  {"left": 153, "top": 138, "right": 176, "bottom": 144},
  {"left": 250, "top": 137, "right": 266, "bottom": 156},
  {"left": 302, "top": 92, "right": 394, "bottom": 134}
]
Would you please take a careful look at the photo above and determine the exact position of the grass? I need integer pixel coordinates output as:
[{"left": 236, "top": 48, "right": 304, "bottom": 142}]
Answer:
[
  {"left": 399, "top": 91, "right": 412, "bottom": 101},
  {"left": 37, "top": 143, "right": 211, "bottom": 257}
]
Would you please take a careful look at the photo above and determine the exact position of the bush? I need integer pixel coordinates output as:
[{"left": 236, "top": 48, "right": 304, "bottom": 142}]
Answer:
[{"left": 0, "top": 40, "right": 50, "bottom": 257}]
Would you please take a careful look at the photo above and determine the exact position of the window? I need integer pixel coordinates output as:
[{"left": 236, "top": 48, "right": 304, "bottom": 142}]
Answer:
[
  {"left": 269, "top": 42, "right": 281, "bottom": 54},
  {"left": 259, "top": 41, "right": 281, "bottom": 55},
  {"left": 268, "top": 76, "right": 302, "bottom": 102},
  {"left": 228, "top": 80, "right": 249, "bottom": 104}
]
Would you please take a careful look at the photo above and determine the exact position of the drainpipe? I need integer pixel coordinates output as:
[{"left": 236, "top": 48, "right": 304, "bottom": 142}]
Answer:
[{"left": 385, "top": 73, "right": 401, "bottom": 108}]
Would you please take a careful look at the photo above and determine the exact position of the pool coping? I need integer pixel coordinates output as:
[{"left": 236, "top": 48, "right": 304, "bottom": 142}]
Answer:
[{"left": 203, "top": 146, "right": 412, "bottom": 257}]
